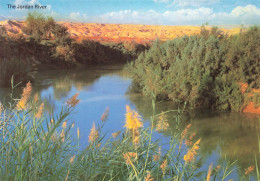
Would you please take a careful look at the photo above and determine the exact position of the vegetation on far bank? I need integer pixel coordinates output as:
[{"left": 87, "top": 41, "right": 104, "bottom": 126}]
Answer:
[
  {"left": 0, "top": 12, "right": 148, "bottom": 87},
  {"left": 0, "top": 82, "right": 258, "bottom": 180},
  {"left": 125, "top": 25, "right": 260, "bottom": 112}
]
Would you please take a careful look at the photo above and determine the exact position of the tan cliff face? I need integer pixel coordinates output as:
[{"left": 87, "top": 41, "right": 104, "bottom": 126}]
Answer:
[{"left": 0, "top": 20, "right": 240, "bottom": 44}]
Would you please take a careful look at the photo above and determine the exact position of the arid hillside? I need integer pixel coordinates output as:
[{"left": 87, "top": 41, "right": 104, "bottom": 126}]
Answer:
[{"left": 0, "top": 20, "right": 240, "bottom": 43}]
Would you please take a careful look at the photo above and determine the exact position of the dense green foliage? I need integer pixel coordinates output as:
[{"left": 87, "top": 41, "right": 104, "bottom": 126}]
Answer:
[{"left": 125, "top": 26, "right": 260, "bottom": 111}]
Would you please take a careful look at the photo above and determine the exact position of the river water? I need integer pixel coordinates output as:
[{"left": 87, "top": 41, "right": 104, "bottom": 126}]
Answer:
[{"left": 0, "top": 64, "right": 259, "bottom": 180}]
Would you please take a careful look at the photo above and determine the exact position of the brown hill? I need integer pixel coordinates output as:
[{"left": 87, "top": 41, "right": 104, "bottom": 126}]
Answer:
[{"left": 0, "top": 20, "right": 240, "bottom": 43}]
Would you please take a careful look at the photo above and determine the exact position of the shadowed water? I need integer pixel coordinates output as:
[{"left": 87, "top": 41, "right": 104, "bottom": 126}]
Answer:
[{"left": 0, "top": 64, "right": 259, "bottom": 180}]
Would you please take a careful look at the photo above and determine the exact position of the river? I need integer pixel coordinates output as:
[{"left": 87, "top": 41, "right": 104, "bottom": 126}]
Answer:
[{"left": 0, "top": 64, "right": 259, "bottom": 180}]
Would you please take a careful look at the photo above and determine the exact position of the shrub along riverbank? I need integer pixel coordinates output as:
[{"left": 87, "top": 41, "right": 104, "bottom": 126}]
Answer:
[
  {"left": 125, "top": 26, "right": 260, "bottom": 112},
  {"left": 0, "top": 82, "right": 258, "bottom": 180},
  {"left": 0, "top": 13, "right": 148, "bottom": 87}
]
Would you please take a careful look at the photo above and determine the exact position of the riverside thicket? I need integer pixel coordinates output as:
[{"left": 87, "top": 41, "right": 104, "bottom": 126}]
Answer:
[{"left": 125, "top": 26, "right": 260, "bottom": 111}]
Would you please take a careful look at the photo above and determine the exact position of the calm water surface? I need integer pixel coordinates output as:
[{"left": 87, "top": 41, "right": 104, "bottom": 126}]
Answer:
[{"left": 0, "top": 64, "right": 259, "bottom": 180}]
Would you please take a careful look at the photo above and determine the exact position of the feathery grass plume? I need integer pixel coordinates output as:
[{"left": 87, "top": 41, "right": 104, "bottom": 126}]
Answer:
[
  {"left": 160, "top": 159, "right": 167, "bottom": 175},
  {"left": 153, "top": 155, "right": 159, "bottom": 162},
  {"left": 60, "top": 129, "right": 65, "bottom": 142},
  {"left": 144, "top": 171, "right": 154, "bottom": 181},
  {"left": 51, "top": 132, "right": 58, "bottom": 142},
  {"left": 62, "top": 121, "right": 67, "bottom": 129},
  {"left": 33, "top": 93, "right": 39, "bottom": 103},
  {"left": 207, "top": 163, "right": 213, "bottom": 181},
  {"left": 88, "top": 122, "right": 99, "bottom": 143},
  {"left": 35, "top": 103, "right": 44, "bottom": 118},
  {"left": 66, "top": 93, "right": 80, "bottom": 108},
  {"left": 0, "top": 101, "right": 2, "bottom": 115},
  {"left": 183, "top": 138, "right": 201, "bottom": 163},
  {"left": 16, "top": 81, "right": 32, "bottom": 110},
  {"left": 215, "top": 165, "right": 221, "bottom": 172},
  {"left": 123, "top": 152, "right": 137, "bottom": 165},
  {"left": 70, "top": 155, "right": 76, "bottom": 164},
  {"left": 156, "top": 112, "right": 169, "bottom": 131},
  {"left": 112, "top": 131, "right": 121, "bottom": 138},
  {"left": 185, "top": 132, "right": 196, "bottom": 146},
  {"left": 179, "top": 124, "right": 191, "bottom": 150},
  {"left": 124, "top": 105, "right": 143, "bottom": 145},
  {"left": 124, "top": 105, "right": 143, "bottom": 130},
  {"left": 153, "top": 146, "right": 161, "bottom": 162},
  {"left": 245, "top": 165, "right": 255, "bottom": 175},
  {"left": 133, "top": 135, "right": 140, "bottom": 145},
  {"left": 133, "top": 129, "right": 141, "bottom": 145},
  {"left": 96, "top": 143, "right": 101, "bottom": 148},
  {"left": 77, "top": 127, "right": 80, "bottom": 139},
  {"left": 71, "top": 123, "right": 75, "bottom": 128},
  {"left": 101, "top": 107, "right": 109, "bottom": 122}
]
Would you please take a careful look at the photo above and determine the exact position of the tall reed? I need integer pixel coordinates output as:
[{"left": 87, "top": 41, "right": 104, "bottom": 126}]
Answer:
[{"left": 0, "top": 83, "right": 257, "bottom": 180}]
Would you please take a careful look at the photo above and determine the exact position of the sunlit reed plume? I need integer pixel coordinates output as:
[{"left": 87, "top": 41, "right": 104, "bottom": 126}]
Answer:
[
  {"left": 123, "top": 152, "right": 137, "bottom": 165},
  {"left": 16, "top": 82, "right": 32, "bottom": 110},
  {"left": 179, "top": 124, "right": 191, "bottom": 150},
  {"left": 133, "top": 135, "right": 140, "bottom": 145},
  {"left": 124, "top": 105, "right": 143, "bottom": 130},
  {"left": 0, "top": 102, "right": 3, "bottom": 115},
  {"left": 153, "top": 155, "right": 159, "bottom": 162},
  {"left": 51, "top": 132, "right": 58, "bottom": 142},
  {"left": 62, "top": 121, "right": 67, "bottom": 129},
  {"left": 70, "top": 155, "right": 76, "bottom": 164},
  {"left": 33, "top": 93, "right": 39, "bottom": 103},
  {"left": 215, "top": 165, "right": 221, "bottom": 172},
  {"left": 112, "top": 131, "right": 121, "bottom": 138},
  {"left": 153, "top": 146, "right": 161, "bottom": 162},
  {"left": 96, "top": 143, "right": 101, "bottom": 148},
  {"left": 60, "top": 129, "right": 65, "bottom": 142},
  {"left": 156, "top": 112, "right": 169, "bottom": 131},
  {"left": 101, "top": 107, "right": 109, "bottom": 122},
  {"left": 88, "top": 122, "right": 99, "bottom": 143},
  {"left": 183, "top": 138, "right": 201, "bottom": 163},
  {"left": 160, "top": 159, "right": 167, "bottom": 175},
  {"left": 144, "top": 171, "right": 154, "bottom": 181},
  {"left": 77, "top": 127, "right": 80, "bottom": 139},
  {"left": 71, "top": 123, "right": 75, "bottom": 128},
  {"left": 207, "top": 163, "right": 213, "bottom": 181},
  {"left": 66, "top": 93, "right": 80, "bottom": 108},
  {"left": 124, "top": 105, "right": 143, "bottom": 145},
  {"left": 185, "top": 132, "right": 196, "bottom": 146},
  {"left": 35, "top": 103, "right": 44, "bottom": 118},
  {"left": 245, "top": 165, "right": 255, "bottom": 175}
]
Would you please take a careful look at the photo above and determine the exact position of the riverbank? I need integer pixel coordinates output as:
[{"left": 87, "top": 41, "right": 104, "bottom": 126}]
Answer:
[
  {"left": 125, "top": 26, "right": 260, "bottom": 113},
  {"left": 0, "top": 14, "right": 148, "bottom": 87}
]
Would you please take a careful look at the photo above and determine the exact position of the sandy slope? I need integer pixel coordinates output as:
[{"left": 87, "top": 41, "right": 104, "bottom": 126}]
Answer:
[{"left": 0, "top": 20, "right": 240, "bottom": 43}]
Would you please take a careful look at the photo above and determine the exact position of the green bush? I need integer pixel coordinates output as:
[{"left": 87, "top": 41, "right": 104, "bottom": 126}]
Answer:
[{"left": 125, "top": 26, "right": 260, "bottom": 111}]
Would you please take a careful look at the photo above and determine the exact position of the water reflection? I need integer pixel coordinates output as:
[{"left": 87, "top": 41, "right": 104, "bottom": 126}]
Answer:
[{"left": 0, "top": 64, "right": 259, "bottom": 179}]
